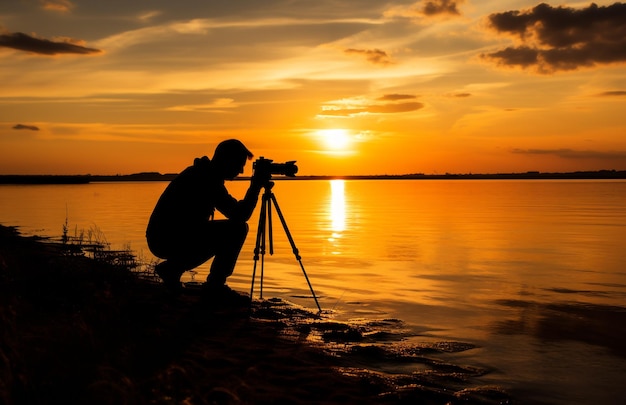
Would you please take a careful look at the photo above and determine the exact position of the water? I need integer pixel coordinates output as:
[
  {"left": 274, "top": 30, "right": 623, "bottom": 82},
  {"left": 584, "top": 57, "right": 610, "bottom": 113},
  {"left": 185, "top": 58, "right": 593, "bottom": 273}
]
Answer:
[{"left": 1, "top": 179, "right": 625, "bottom": 404}]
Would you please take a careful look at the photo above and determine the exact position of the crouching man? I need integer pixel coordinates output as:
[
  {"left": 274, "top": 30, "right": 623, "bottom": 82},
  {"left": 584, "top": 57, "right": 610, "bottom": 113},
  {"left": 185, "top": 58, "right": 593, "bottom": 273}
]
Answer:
[{"left": 146, "top": 139, "right": 269, "bottom": 301}]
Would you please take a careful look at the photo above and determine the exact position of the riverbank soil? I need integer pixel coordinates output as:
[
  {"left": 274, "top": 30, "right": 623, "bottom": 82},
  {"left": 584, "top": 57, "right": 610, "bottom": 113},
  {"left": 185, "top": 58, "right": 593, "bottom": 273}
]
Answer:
[{"left": 0, "top": 225, "right": 509, "bottom": 404}]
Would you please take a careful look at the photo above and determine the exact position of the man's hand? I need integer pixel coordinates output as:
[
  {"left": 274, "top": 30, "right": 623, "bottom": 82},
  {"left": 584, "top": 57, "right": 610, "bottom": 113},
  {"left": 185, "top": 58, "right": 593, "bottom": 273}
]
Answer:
[{"left": 251, "top": 170, "right": 271, "bottom": 189}]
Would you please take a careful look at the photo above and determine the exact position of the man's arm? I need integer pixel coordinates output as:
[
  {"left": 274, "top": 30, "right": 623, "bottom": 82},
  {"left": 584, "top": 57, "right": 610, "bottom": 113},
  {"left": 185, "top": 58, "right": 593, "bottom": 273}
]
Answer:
[{"left": 214, "top": 181, "right": 263, "bottom": 222}]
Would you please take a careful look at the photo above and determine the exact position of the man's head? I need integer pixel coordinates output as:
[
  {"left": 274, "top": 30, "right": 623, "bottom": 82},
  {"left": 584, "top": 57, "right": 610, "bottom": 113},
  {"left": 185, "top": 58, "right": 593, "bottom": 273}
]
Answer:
[{"left": 212, "top": 139, "right": 254, "bottom": 179}]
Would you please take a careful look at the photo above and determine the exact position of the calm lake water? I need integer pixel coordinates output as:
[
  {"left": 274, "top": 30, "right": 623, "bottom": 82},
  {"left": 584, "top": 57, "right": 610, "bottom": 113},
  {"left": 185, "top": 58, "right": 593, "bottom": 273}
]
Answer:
[{"left": 1, "top": 179, "right": 625, "bottom": 404}]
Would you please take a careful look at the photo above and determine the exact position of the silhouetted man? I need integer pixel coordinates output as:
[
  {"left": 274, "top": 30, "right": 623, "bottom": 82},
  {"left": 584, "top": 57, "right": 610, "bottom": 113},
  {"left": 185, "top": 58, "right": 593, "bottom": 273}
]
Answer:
[{"left": 146, "top": 139, "right": 268, "bottom": 299}]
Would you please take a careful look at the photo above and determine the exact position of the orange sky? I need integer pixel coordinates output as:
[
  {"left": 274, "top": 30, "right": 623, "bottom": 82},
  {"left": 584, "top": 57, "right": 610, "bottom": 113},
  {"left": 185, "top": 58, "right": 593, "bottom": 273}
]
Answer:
[{"left": 1, "top": 0, "right": 625, "bottom": 175}]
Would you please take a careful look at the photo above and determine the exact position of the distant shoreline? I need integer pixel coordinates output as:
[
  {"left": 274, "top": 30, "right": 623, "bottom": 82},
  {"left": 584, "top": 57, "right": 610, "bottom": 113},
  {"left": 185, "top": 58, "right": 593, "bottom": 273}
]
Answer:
[{"left": 1, "top": 170, "right": 626, "bottom": 184}]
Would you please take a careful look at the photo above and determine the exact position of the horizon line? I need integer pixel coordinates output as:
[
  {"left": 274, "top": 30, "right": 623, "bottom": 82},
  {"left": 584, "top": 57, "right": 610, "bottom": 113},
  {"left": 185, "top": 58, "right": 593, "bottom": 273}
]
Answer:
[
  {"left": 1, "top": 169, "right": 626, "bottom": 177},
  {"left": 1, "top": 169, "right": 626, "bottom": 184}
]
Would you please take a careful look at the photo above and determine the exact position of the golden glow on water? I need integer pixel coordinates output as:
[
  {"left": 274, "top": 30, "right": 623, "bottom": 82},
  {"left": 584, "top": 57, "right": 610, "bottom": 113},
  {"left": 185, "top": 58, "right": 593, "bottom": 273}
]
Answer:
[
  {"left": 2, "top": 179, "right": 626, "bottom": 404},
  {"left": 2, "top": 180, "right": 625, "bottom": 312},
  {"left": 2, "top": 180, "right": 626, "bottom": 319}
]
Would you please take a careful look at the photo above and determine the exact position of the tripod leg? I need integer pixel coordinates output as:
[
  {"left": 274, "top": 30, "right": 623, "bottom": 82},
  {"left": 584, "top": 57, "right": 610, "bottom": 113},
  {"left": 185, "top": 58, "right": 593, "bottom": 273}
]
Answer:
[
  {"left": 268, "top": 196, "right": 274, "bottom": 255},
  {"left": 269, "top": 193, "right": 322, "bottom": 313},
  {"left": 249, "top": 194, "right": 268, "bottom": 302},
  {"left": 260, "top": 191, "right": 272, "bottom": 299}
]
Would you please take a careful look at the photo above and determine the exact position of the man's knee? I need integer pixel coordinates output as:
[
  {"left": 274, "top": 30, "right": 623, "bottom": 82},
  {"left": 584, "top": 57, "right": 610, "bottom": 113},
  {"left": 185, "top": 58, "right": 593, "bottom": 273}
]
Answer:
[
  {"left": 224, "top": 220, "right": 248, "bottom": 235},
  {"left": 210, "top": 220, "right": 248, "bottom": 244},
  {"left": 232, "top": 221, "right": 249, "bottom": 244},
  {"left": 146, "top": 234, "right": 169, "bottom": 259}
]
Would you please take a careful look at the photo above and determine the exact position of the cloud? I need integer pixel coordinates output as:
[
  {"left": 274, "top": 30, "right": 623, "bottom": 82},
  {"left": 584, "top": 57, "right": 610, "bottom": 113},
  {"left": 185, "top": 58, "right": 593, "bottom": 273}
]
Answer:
[
  {"left": 597, "top": 91, "right": 626, "bottom": 97},
  {"left": 319, "top": 95, "right": 424, "bottom": 117},
  {"left": 40, "top": 0, "right": 74, "bottom": 13},
  {"left": 368, "top": 102, "right": 424, "bottom": 114},
  {"left": 377, "top": 94, "right": 416, "bottom": 101},
  {"left": 137, "top": 10, "right": 163, "bottom": 23},
  {"left": 482, "top": 2, "right": 626, "bottom": 73},
  {"left": 344, "top": 48, "right": 394, "bottom": 65},
  {"left": 422, "top": 0, "right": 464, "bottom": 16},
  {"left": 13, "top": 124, "right": 40, "bottom": 131},
  {"left": 512, "top": 148, "right": 626, "bottom": 160},
  {"left": 165, "top": 98, "right": 239, "bottom": 112},
  {"left": 0, "top": 32, "right": 102, "bottom": 55},
  {"left": 385, "top": 0, "right": 465, "bottom": 19}
]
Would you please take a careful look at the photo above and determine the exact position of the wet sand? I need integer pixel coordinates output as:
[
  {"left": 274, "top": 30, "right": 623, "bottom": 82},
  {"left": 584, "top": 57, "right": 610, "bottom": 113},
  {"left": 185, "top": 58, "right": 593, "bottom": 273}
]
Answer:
[{"left": 0, "top": 224, "right": 509, "bottom": 404}]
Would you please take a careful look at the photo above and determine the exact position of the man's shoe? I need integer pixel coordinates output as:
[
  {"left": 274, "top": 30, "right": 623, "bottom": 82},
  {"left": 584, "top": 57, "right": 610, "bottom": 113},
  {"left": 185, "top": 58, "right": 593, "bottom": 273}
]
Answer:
[
  {"left": 155, "top": 262, "right": 183, "bottom": 294},
  {"left": 203, "top": 282, "right": 250, "bottom": 307}
]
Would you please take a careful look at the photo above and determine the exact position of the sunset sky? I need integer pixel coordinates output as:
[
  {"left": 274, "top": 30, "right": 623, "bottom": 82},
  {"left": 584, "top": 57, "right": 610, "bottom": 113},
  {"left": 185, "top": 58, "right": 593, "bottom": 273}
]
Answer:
[{"left": 1, "top": 0, "right": 625, "bottom": 175}]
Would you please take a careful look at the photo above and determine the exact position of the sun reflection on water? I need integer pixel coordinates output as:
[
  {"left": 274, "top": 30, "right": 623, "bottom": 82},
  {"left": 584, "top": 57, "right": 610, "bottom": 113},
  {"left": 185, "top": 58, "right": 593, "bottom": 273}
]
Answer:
[
  {"left": 327, "top": 180, "right": 346, "bottom": 255},
  {"left": 330, "top": 179, "right": 346, "bottom": 233}
]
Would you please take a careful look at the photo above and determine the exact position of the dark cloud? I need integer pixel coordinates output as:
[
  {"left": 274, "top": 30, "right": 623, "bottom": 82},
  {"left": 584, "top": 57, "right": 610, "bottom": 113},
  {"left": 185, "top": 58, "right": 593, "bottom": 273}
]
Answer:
[
  {"left": 13, "top": 124, "right": 40, "bottom": 131},
  {"left": 377, "top": 94, "right": 416, "bottom": 101},
  {"left": 344, "top": 48, "right": 393, "bottom": 65},
  {"left": 512, "top": 148, "right": 626, "bottom": 160},
  {"left": 422, "top": 0, "right": 464, "bottom": 16},
  {"left": 482, "top": 2, "right": 626, "bottom": 73},
  {"left": 385, "top": 0, "right": 465, "bottom": 19},
  {"left": 0, "top": 32, "right": 102, "bottom": 55},
  {"left": 452, "top": 93, "right": 471, "bottom": 98},
  {"left": 598, "top": 91, "right": 626, "bottom": 97}
]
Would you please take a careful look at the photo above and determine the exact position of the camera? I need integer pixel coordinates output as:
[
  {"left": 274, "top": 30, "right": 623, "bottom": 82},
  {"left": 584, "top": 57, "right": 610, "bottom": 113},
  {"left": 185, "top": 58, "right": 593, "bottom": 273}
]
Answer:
[{"left": 253, "top": 157, "right": 298, "bottom": 178}]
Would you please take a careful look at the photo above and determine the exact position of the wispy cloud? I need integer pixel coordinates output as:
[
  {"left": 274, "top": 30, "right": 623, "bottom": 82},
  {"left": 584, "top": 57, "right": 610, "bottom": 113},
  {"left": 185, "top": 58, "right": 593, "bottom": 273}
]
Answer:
[
  {"left": 13, "top": 124, "right": 40, "bottom": 131},
  {"left": 165, "top": 98, "right": 239, "bottom": 112},
  {"left": 512, "top": 148, "right": 626, "bottom": 161},
  {"left": 95, "top": 16, "right": 379, "bottom": 52},
  {"left": 367, "top": 102, "right": 424, "bottom": 114},
  {"left": 137, "top": 10, "right": 163, "bottom": 23},
  {"left": 0, "top": 32, "right": 102, "bottom": 55},
  {"left": 319, "top": 95, "right": 423, "bottom": 117},
  {"left": 40, "top": 0, "right": 74, "bottom": 13},
  {"left": 481, "top": 2, "right": 626, "bottom": 73}
]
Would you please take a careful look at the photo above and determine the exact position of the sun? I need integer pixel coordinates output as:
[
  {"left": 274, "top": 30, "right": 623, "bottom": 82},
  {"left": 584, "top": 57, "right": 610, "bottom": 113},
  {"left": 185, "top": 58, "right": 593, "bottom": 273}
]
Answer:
[{"left": 318, "top": 129, "right": 351, "bottom": 151}]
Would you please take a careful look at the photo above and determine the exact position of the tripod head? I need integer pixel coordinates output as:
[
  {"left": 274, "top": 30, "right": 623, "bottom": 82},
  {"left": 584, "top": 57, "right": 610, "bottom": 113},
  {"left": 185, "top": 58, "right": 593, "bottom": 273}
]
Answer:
[{"left": 261, "top": 180, "right": 275, "bottom": 191}]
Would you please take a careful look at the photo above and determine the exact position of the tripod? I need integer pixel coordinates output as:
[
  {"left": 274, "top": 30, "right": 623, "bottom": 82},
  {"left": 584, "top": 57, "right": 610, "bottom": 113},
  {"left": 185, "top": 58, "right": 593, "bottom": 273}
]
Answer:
[{"left": 249, "top": 181, "right": 322, "bottom": 312}]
